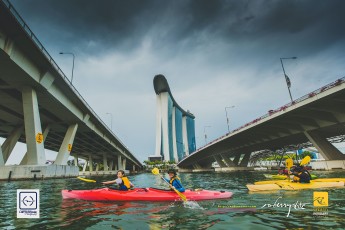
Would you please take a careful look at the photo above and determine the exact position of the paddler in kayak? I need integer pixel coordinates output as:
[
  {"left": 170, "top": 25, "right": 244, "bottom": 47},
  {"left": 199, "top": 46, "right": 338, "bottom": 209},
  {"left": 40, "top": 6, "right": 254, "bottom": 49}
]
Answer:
[
  {"left": 102, "top": 170, "right": 134, "bottom": 190},
  {"left": 291, "top": 165, "right": 311, "bottom": 183},
  {"left": 163, "top": 169, "right": 185, "bottom": 192}
]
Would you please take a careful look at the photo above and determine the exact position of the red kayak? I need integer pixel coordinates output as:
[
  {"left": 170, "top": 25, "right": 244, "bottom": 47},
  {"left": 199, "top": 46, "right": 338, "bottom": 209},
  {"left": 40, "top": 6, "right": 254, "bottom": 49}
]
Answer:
[{"left": 61, "top": 187, "right": 232, "bottom": 201}]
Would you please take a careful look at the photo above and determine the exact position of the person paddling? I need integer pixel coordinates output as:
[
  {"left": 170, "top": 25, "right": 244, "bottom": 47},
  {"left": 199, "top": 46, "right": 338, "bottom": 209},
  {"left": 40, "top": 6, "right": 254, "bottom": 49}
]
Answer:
[
  {"left": 291, "top": 165, "right": 311, "bottom": 183},
  {"left": 163, "top": 169, "right": 185, "bottom": 192},
  {"left": 102, "top": 170, "right": 134, "bottom": 190}
]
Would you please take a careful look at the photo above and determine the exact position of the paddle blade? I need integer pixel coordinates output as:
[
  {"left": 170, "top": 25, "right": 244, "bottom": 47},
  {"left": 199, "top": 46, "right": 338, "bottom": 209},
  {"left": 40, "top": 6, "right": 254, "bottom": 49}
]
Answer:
[
  {"left": 77, "top": 177, "right": 96, "bottom": 183},
  {"left": 286, "top": 158, "right": 293, "bottom": 170},
  {"left": 152, "top": 167, "right": 160, "bottom": 175},
  {"left": 300, "top": 156, "right": 311, "bottom": 166}
]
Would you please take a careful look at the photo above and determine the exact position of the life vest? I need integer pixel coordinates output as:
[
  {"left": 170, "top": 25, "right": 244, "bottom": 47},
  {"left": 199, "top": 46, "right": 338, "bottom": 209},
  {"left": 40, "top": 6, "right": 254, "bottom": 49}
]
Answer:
[
  {"left": 169, "top": 176, "right": 182, "bottom": 188},
  {"left": 119, "top": 176, "right": 131, "bottom": 190}
]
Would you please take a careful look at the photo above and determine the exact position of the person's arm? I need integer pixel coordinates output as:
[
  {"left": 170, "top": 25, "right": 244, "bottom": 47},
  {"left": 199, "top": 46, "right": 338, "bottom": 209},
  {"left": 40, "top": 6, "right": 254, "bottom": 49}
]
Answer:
[
  {"left": 172, "top": 180, "right": 185, "bottom": 192},
  {"left": 102, "top": 180, "right": 117, "bottom": 185}
]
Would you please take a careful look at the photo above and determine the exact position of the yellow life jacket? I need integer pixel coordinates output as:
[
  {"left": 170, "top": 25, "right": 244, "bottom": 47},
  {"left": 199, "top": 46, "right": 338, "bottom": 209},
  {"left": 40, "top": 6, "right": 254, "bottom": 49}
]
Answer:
[
  {"left": 121, "top": 176, "right": 131, "bottom": 189},
  {"left": 169, "top": 176, "right": 181, "bottom": 185}
]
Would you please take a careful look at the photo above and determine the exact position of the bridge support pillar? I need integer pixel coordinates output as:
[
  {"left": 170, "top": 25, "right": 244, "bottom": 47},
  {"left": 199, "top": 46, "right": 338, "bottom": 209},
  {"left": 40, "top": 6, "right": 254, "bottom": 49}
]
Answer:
[
  {"left": 55, "top": 123, "right": 78, "bottom": 165},
  {"left": 103, "top": 153, "right": 108, "bottom": 171},
  {"left": 118, "top": 155, "right": 122, "bottom": 170},
  {"left": 239, "top": 152, "right": 251, "bottom": 167},
  {"left": 74, "top": 155, "right": 78, "bottom": 166},
  {"left": 88, "top": 154, "right": 93, "bottom": 172},
  {"left": 108, "top": 160, "right": 113, "bottom": 171},
  {"left": 82, "top": 161, "right": 87, "bottom": 172},
  {"left": 114, "top": 160, "right": 118, "bottom": 170},
  {"left": 221, "top": 154, "right": 236, "bottom": 167},
  {"left": 95, "top": 163, "right": 99, "bottom": 172},
  {"left": 233, "top": 154, "right": 241, "bottom": 165},
  {"left": 22, "top": 87, "right": 46, "bottom": 165},
  {"left": 132, "top": 165, "right": 136, "bottom": 172},
  {"left": 304, "top": 130, "right": 345, "bottom": 160},
  {"left": 21, "top": 126, "right": 50, "bottom": 165},
  {"left": 214, "top": 155, "right": 227, "bottom": 168},
  {"left": 193, "top": 163, "right": 201, "bottom": 169},
  {"left": 0, "top": 126, "right": 23, "bottom": 165},
  {"left": 122, "top": 158, "right": 127, "bottom": 170}
]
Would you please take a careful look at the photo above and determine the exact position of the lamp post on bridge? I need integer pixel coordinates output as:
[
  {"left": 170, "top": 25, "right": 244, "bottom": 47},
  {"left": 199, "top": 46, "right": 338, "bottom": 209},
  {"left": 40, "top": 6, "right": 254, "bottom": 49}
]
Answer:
[
  {"left": 280, "top": 57, "right": 297, "bottom": 103},
  {"left": 225, "top": 106, "right": 235, "bottom": 133},
  {"left": 204, "top": 125, "right": 211, "bottom": 145},
  {"left": 59, "top": 52, "right": 75, "bottom": 83}
]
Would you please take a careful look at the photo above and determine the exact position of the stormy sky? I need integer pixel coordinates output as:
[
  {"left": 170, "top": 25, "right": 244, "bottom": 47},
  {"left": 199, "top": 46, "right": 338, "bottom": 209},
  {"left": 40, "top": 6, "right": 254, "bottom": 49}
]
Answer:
[{"left": 5, "top": 0, "right": 345, "bottom": 164}]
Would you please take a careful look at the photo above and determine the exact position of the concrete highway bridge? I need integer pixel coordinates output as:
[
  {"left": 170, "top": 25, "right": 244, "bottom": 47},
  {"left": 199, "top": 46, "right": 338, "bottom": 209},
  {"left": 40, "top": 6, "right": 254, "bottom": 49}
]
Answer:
[
  {"left": 178, "top": 77, "right": 345, "bottom": 172},
  {"left": 0, "top": 0, "right": 142, "bottom": 180}
]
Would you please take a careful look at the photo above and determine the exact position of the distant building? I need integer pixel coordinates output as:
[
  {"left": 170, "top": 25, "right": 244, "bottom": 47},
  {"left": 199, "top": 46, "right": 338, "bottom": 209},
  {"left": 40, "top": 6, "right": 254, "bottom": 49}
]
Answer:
[
  {"left": 153, "top": 74, "right": 196, "bottom": 162},
  {"left": 148, "top": 155, "right": 163, "bottom": 162}
]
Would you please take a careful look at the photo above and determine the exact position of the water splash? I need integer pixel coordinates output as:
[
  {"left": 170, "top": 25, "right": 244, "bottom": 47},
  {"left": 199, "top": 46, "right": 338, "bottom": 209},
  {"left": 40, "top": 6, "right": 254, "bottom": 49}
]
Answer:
[{"left": 183, "top": 201, "right": 204, "bottom": 210}]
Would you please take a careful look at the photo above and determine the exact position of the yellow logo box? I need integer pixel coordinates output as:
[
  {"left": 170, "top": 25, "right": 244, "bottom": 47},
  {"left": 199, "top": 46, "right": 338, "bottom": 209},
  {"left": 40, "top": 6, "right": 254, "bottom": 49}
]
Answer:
[{"left": 313, "top": 192, "right": 328, "bottom": 207}]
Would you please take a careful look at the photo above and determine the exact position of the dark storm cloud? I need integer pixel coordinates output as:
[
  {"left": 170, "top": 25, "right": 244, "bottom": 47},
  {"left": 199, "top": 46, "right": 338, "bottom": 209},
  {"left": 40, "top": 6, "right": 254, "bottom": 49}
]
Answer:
[{"left": 10, "top": 0, "right": 345, "bottom": 57}]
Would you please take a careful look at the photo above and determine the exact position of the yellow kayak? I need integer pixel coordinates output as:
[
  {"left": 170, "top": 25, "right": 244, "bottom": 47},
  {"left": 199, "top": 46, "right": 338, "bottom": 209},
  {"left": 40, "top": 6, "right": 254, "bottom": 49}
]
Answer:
[
  {"left": 264, "top": 174, "right": 317, "bottom": 180},
  {"left": 255, "top": 178, "right": 345, "bottom": 185},
  {"left": 247, "top": 181, "right": 345, "bottom": 192}
]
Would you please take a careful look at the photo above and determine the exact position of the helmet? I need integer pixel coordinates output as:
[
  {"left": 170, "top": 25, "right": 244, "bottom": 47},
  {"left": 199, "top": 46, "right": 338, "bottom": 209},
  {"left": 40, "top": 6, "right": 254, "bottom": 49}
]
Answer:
[{"left": 167, "top": 168, "right": 177, "bottom": 175}]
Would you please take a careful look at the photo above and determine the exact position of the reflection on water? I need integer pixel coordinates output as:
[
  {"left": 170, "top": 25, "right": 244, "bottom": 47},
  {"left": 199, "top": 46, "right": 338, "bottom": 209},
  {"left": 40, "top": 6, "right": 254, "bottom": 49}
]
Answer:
[{"left": 0, "top": 171, "right": 345, "bottom": 229}]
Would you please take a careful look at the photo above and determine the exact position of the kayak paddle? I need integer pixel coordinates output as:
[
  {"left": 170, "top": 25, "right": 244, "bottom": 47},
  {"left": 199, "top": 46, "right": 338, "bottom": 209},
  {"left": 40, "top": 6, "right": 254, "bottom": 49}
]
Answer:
[
  {"left": 151, "top": 167, "right": 187, "bottom": 202},
  {"left": 77, "top": 176, "right": 96, "bottom": 183},
  {"left": 300, "top": 156, "right": 311, "bottom": 166},
  {"left": 285, "top": 158, "right": 293, "bottom": 181}
]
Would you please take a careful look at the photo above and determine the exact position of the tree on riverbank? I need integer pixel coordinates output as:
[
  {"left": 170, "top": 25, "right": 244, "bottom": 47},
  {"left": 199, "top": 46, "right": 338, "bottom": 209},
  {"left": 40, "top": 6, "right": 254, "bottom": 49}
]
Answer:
[
  {"left": 143, "top": 160, "right": 176, "bottom": 171},
  {"left": 249, "top": 150, "right": 315, "bottom": 167}
]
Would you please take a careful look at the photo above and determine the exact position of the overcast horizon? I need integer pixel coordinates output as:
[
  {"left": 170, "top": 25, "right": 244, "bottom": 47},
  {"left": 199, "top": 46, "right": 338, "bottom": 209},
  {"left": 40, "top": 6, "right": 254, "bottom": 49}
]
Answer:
[{"left": 3, "top": 0, "right": 345, "bottom": 164}]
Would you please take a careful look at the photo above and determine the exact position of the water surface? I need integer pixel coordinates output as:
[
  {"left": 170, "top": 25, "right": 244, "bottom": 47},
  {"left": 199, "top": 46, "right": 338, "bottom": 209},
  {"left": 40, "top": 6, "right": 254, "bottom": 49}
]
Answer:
[{"left": 1, "top": 170, "right": 344, "bottom": 229}]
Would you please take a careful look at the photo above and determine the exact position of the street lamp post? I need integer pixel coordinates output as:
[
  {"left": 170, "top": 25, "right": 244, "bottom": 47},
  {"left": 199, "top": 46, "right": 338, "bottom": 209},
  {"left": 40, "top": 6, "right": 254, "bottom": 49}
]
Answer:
[
  {"left": 225, "top": 106, "right": 235, "bottom": 133},
  {"left": 204, "top": 126, "right": 211, "bottom": 145},
  {"left": 280, "top": 57, "right": 297, "bottom": 103},
  {"left": 59, "top": 52, "right": 75, "bottom": 83},
  {"left": 106, "top": 112, "right": 113, "bottom": 131}
]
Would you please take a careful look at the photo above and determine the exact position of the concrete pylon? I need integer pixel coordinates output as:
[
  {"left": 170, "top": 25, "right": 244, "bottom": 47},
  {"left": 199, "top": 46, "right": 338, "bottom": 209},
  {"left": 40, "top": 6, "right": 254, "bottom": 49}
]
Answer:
[
  {"left": 118, "top": 155, "right": 122, "bottom": 170},
  {"left": 220, "top": 154, "right": 236, "bottom": 167},
  {"left": 74, "top": 155, "right": 78, "bottom": 166},
  {"left": 0, "top": 126, "right": 23, "bottom": 165},
  {"left": 114, "top": 160, "right": 118, "bottom": 171},
  {"left": 122, "top": 158, "right": 127, "bottom": 170},
  {"left": 233, "top": 154, "right": 241, "bottom": 165},
  {"left": 82, "top": 161, "right": 87, "bottom": 172},
  {"left": 239, "top": 152, "right": 251, "bottom": 167},
  {"left": 22, "top": 87, "right": 46, "bottom": 165},
  {"left": 54, "top": 123, "right": 78, "bottom": 165},
  {"left": 88, "top": 154, "right": 93, "bottom": 172},
  {"left": 214, "top": 155, "right": 227, "bottom": 168},
  {"left": 108, "top": 160, "right": 113, "bottom": 171},
  {"left": 20, "top": 125, "right": 50, "bottom": 165},
  {"left": 304, "top": 130, "right": 345, "bottom": 160},
  {"left": 103, "top": 153, "right": 108, "bottom": 171}
]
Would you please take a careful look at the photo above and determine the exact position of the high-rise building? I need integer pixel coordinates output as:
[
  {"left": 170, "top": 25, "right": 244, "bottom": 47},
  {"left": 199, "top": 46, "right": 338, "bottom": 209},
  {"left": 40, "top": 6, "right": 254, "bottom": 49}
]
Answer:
[{"left": 153, "top": 74, "right": 196, "bottom": 162}]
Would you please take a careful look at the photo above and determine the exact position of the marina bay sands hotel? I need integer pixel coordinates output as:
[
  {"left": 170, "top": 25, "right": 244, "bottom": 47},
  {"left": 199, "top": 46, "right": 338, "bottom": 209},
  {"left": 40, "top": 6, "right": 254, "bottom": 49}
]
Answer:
[{"left": 153, "top": 75, "right": 196, "bottom": 162}]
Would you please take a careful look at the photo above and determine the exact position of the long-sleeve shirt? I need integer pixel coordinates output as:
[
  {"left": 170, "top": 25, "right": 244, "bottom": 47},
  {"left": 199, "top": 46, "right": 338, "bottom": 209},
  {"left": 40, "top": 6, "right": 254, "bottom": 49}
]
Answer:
[{"left": 163, "top": 177, "right": 185, "bottom": 192}]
